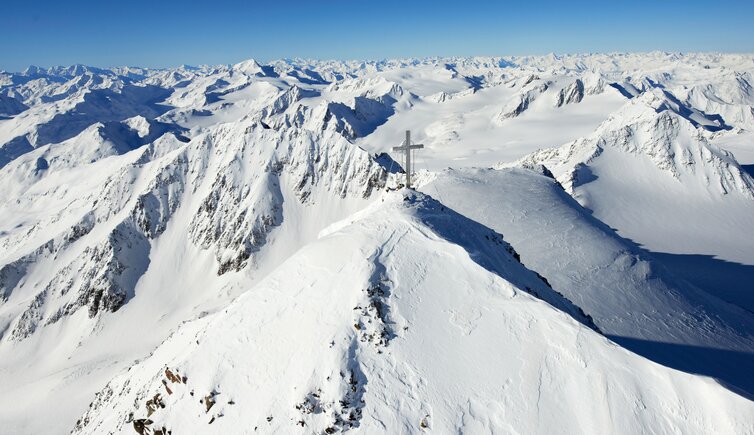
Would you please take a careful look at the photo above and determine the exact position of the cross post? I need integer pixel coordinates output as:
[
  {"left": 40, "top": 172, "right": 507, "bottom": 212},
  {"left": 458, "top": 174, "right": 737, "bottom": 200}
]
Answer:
[{"left": 393, "top": 130, "right": 424, "bottom": 189}]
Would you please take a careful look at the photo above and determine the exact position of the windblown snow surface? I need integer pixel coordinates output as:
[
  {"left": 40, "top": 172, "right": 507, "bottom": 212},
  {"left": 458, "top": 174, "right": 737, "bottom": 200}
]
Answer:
[{"left": 1, "top": 52, "right": 754, "bottom": 434}]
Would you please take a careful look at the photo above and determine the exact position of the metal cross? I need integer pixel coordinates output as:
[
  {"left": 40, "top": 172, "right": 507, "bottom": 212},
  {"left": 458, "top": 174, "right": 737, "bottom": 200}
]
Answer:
[{"left": 393, "top": 130, "right": 424, "bottom": 189}]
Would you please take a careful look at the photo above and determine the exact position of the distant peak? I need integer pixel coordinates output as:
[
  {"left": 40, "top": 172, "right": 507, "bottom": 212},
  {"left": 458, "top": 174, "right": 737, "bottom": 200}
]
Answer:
[
  {"left": 233, "top": 59, "right": 264, "bottom": 74},
  {"left": 23, "top": 65, "right": 43, "bottom": 75}
]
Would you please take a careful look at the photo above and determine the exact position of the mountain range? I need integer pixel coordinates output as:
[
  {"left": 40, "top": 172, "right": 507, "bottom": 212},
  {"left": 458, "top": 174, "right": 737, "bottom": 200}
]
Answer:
[{"left": 1, "top": 52, "right": 753, "bottom": 434}]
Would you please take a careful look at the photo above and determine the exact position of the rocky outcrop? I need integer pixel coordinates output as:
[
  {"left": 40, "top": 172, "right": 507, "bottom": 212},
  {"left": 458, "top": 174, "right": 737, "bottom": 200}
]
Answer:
[
  {"left": 496, "top": 81, "right": 549, "bottom": 121},
  {"left": 10, "top": 220, "right": 150, "bottom": 341},
  {"left": 554, "top": 79, "right": 584, "bottom": 107}
]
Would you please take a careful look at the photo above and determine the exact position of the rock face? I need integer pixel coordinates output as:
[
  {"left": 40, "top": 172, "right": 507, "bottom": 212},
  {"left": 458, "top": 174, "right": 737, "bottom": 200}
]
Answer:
[
  {"left": 554, "top": 79, "right": 584, "bottom": 107},
  {"left": 496, "top": 80, "right": 549, "bottom": 121}
]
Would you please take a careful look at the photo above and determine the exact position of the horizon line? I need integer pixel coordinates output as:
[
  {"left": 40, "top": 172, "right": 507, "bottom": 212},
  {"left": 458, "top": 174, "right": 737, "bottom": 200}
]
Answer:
[{"left": 4, "top": 50, "right": 754, "bottom": 75}]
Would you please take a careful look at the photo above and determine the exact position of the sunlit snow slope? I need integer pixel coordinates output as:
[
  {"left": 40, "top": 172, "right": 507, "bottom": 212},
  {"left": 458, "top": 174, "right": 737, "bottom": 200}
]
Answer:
[{"left": 73, "top": 192, "right": 753, "bottom": 435}]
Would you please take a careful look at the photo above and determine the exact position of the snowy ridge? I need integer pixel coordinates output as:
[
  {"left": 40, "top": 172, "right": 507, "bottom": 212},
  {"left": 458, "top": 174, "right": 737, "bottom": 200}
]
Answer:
[
  {"left": 1, "top": 137, "right": 190, "bottom": 341},
  {"left": 424, "top": 167, "right": 754, "bottom": 344},
  {"left": 187, "top": 120, "right": 389, "bottom": 276},
  {"left": 1, "top": 98, "right": 390, "bottom": 345},
  {"left": 72, "top": 191, "right": 754, "bottom": 435},
  {"left": 496, "top": 78, "right": 550, "bottom": 121},
  {"left": 684, "top": 72, "right": 754, "bottom": 130},
  {"left": 554, "top": 78, "right": 585, "bottom": 107},
  {"left": 516, "top": 91, "right": 754, "bottom": 198},
  {"left": 421, "top": 167, "right": 754, "bottom": 396}
]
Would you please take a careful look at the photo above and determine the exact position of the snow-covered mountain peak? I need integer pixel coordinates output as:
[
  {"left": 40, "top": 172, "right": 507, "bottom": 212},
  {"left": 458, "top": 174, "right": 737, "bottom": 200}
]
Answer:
[
  {"left": 71, "top": 189, "right": 754, "bottom": 435},
  {"left": 325, "top": 75, "right": 407, "bottom": 100},
  {"left": 232, "top": 59, "right": 266, "bottom": 77},
  {"left": 520, "top": 90, "right": 754, "bottom": 199},
  {"left": 123, "top": 115, "right": 152, "bottom": 138}
]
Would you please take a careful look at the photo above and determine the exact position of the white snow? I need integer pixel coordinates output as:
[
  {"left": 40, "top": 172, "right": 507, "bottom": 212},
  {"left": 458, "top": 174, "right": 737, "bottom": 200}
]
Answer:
[{"left": 72, "top": 192, "right": 754, "bottom": 435}]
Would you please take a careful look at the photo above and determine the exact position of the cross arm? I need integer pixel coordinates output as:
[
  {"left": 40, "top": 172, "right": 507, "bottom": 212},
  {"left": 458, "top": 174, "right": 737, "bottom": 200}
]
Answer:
[{"left": 393, "top": 144, "right": 424, "bottom": 151}]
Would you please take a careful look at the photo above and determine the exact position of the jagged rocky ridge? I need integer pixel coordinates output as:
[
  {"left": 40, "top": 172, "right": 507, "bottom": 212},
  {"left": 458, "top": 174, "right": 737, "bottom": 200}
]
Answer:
[{"left": 0, "top": 79, "right": 396, "bottom": 343}]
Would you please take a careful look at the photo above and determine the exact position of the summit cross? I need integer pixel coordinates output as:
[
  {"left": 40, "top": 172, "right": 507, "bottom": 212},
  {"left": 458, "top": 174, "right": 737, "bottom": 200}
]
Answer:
[{"left": 393, "top": 130, "right": 424, "bottom": 189}]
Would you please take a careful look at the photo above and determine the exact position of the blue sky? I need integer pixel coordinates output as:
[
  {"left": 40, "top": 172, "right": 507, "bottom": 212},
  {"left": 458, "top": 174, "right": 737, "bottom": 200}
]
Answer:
[{"left": 2, "top": 0, "right": 753, "bottom": 72}]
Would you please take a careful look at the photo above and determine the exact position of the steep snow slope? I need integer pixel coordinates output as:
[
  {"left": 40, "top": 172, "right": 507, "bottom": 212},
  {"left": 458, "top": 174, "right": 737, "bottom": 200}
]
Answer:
[
  {"left": 73, "top": 192, "right": 754, "bottom": 435},
  {"left": 516, "top": 91, "right": 754, "bottom": 310},
  {"left": 421, "top": 167, "right": 754, "bottom": 397},
  {"left": 0, "top": 81, "right": 393, "bottom": 433},
  {"left": 713, "top": 130, "right": 754, "bottom": 167}
]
